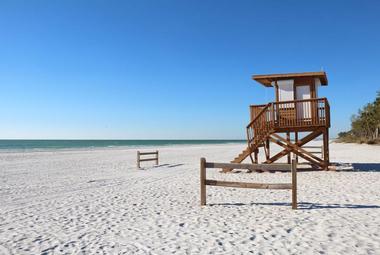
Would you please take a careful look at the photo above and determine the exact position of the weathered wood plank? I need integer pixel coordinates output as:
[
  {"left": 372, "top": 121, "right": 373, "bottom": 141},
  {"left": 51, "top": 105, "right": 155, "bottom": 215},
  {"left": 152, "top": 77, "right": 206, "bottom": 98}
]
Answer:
[
  {"left": 139, "top": 158, "right": 158, "bottom": 162},
  {"left": 139, "top": 152, "right": 158, "bottom": 155},
  {"left": 205, "top": 162, "right": 291, "bottom": 171},
  {"left": 205, "top": 180, "right": 292, "bottom": 190}
]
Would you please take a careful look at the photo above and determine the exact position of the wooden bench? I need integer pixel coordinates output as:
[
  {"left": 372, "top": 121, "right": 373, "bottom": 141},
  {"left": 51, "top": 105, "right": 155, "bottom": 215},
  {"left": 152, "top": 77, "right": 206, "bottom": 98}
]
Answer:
[
  {"left": 200, "top": 158, "right": 298, "bottom": 209},
  {"left": 137, "top": 151, "right": 159, "bottom": 168}
]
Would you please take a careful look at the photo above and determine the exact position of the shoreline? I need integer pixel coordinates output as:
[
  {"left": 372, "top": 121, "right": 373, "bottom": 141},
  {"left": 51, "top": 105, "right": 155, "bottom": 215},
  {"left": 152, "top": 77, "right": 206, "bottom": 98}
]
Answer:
[
  {"left": 0, "top": 142, "right": 246, "bottom": 154},
  {"left": 0, "top": 139, "right": 376, "bottom": 155}
]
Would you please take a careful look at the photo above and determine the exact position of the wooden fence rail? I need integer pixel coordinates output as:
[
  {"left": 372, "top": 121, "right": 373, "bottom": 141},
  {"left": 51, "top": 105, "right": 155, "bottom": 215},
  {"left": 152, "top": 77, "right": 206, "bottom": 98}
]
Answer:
[
  {"left": 302, "top": 145, "right": 323, "bottom": 158},
  {"left": 137, "top": 151, "right": 159, "bottom": 168},
  {"left": 200, "top": 158, "right": 298, "bottom": 209}
]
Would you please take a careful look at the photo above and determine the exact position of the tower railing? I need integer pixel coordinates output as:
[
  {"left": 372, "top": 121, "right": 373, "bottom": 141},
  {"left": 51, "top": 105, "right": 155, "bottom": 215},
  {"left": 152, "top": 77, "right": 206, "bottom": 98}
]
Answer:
[{"left": 249, "top": 97, "right": 330, "bottom": 130}]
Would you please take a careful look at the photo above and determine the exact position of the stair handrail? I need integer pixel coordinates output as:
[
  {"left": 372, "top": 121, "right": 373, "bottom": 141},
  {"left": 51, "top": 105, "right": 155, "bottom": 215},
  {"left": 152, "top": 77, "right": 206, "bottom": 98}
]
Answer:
[
  {"left": 246, "top": 102, "right": 273, "bottom": 148},
  {"left": 246, "top": 103, "right": 271, "bottom": 129}
]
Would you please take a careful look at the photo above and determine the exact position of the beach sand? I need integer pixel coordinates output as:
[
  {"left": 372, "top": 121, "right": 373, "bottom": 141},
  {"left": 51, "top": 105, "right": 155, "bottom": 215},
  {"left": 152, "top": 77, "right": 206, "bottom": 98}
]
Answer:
[{"left": 0, "top": 142, "right": 380, "bottom": 254}]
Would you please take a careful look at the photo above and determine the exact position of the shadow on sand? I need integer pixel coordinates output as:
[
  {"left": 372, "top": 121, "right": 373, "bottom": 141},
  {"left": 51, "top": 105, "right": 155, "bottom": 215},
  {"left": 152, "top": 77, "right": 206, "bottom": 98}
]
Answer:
[
  {"left": 167, "top": 164, "right": 184, "bottom": 168},
  {"left": 152, "top": 164, "right": 170, "bottom": 168},
  {"left": 149, "top": 163, "right": 184, "bottom": 169},
  {"left": 209, "top": 202, "right": 380, "bottom": 210},
  {"left": 351, "top": 163, "right": 380, "bottom": 172}
]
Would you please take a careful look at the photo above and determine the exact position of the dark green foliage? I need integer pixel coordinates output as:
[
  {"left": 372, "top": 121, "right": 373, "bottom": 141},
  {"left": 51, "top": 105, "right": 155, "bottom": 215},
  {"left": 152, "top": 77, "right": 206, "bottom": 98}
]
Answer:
[{"left": 338, "top": 91, "right": 380, "bottom": 144}]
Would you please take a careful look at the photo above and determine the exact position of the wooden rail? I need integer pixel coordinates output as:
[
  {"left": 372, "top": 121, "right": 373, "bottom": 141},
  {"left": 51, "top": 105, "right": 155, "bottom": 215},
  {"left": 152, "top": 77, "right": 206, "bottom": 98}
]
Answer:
[
  {"left": 137, "top": 151, "right": 159, "bottom": 168},
  {"left": 302, "top": 145, "right": 323, "bottom": 157},
  {"left": 200, "top": 158, "right": 298, "bottom": 209}
]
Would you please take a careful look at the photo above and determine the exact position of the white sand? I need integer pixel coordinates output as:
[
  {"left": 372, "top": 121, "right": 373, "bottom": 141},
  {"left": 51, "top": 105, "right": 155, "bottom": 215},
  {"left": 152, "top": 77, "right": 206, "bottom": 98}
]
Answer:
[{"left": 0, "top": 142, "right": 380, "bottom": 254}]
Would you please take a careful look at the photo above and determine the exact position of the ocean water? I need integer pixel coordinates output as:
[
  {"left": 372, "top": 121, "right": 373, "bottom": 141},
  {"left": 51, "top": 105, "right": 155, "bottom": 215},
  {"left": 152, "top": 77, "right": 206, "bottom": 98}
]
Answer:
[{"left": 0, "top": 140, "right": 245, "bottom": 151}]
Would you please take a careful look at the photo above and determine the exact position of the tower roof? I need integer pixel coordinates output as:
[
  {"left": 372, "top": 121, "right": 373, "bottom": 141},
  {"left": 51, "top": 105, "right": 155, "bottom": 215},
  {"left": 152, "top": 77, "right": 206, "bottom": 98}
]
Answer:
[{"left": 252, "top": 71, "right": 328, "bottom": 87}]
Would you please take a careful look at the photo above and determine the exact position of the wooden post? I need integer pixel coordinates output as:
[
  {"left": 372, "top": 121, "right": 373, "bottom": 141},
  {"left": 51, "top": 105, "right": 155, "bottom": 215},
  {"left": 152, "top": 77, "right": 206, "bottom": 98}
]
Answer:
[
  {"left": 200, "top": 158, "right": 206, "bottom": 206},
  {"left": 254, "top": 149, "right": 258, "bottom": 164},
  {"left": 294, "top": 132, "right": 299, "bottom": 163},
  {"left": 323, "top": 128, "right": 330, "bottom": 170},
  {"left": 137, "top": 151, "right": 141, "bottom": 169},
  {"left": 286, "top": 132, "right": 291, "bottom": 164},
  {"left": 310, "top": 79, "right": 316, "bottom": 124},
  {"left": 265, "top": 139, "right": 270, "bottom": 160},
  {"left": 291, "top": 156, "right": 297, "bottom": 210},
  {"left": 321, "top": 144, "right": 324, "bottom": 160},
  {"left": 156, "top": 150, "right": 159, "bottom": 165},
  {"left": 274, "top": 80, "right": 279, "bottom": 102}
]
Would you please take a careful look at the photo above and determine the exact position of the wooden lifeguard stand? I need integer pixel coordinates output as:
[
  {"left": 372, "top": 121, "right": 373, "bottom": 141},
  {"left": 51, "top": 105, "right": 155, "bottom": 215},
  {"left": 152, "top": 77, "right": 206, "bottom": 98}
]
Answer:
[{"left": 226, "top": 71, "right": 330, "bottom": 171}]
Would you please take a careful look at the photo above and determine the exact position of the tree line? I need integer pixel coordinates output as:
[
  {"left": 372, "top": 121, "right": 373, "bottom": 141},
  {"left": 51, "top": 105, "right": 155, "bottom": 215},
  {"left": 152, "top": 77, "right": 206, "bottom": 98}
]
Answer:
[{"left": 338, "top": 91, "right": 380, "bottom": 144}]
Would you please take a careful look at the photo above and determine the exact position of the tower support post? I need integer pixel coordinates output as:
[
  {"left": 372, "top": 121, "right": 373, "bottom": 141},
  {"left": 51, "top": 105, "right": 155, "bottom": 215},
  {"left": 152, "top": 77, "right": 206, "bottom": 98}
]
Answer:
[
  {"left": 254, "top": 149, "right": 258, "bottom": 164},
  {"left": 265, "top": 139, "right": 270, "bottom": 160},
  {"left": 294, "top": 132, "right": 299, "bottom": 163},
  {"left": 323, "top": 128, "right": 330, "bottom": 170},
  {"left": 286, "top": 132, "right": 291, "bottom": 164}
]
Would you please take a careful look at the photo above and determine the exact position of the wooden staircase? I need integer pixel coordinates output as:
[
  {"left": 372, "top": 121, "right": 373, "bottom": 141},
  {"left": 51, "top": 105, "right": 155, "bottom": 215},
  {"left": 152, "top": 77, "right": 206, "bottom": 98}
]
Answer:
[
  {"left": 232, "top": 146, "right": 252, "bottom": 163},
  {"left": 221, "top": 147, "right": 252, "bottom": 173},
  {"left": 223, "top": 103, "right": 274, "bottom": 172}
]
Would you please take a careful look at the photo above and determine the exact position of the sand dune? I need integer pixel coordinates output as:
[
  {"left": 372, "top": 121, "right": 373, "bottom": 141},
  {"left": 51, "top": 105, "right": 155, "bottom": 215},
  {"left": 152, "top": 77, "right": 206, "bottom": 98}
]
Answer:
[{"left": 0, "top": 142, "right": 380, "bottom": 254}]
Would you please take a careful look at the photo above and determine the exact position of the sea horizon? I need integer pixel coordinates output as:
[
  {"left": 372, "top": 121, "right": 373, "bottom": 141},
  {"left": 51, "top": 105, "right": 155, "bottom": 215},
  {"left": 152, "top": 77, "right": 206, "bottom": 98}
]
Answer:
[{"left": 0, "top": 139, "right": 246, "bottom": 151}]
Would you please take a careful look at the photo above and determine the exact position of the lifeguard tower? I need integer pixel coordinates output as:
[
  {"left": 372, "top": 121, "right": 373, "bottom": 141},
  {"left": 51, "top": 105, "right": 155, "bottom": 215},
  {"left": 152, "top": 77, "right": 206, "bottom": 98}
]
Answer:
[{"left": 226, "top": 71, "right": 330, "bottom": 171}]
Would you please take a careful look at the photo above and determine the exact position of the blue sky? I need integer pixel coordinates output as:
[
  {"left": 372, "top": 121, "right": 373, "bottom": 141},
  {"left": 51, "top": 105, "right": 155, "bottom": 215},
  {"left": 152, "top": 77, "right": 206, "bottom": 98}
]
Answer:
[{"left": 0, "top": 0, "right": 379, "bottom": 139}]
